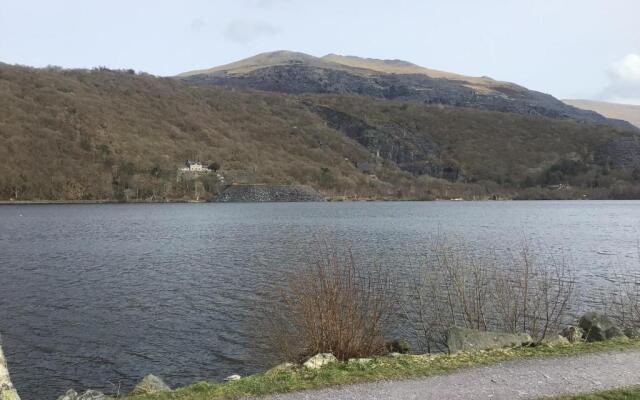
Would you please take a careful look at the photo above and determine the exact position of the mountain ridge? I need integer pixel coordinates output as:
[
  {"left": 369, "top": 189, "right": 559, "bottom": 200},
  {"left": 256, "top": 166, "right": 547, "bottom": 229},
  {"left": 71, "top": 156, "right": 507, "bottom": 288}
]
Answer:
[
  {"left": 178, "top": 51, "right": 637, "bottom": 132},
  {"left": 2, "top": 63, "right": 640, "bottom": 201},
  {"left": 564, "top": 99, "right": 640, "bottom": 129}
]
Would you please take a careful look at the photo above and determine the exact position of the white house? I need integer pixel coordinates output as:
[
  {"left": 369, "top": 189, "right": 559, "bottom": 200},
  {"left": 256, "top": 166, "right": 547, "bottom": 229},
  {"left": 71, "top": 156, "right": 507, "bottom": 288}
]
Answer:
[{"left": 180, "top": 160, "right": 206, "bottom": 172}]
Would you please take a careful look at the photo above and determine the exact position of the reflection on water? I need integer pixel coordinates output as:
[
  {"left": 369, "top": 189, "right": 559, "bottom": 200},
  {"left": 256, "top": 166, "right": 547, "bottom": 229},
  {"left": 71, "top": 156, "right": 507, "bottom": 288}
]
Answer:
[{"left": 0, "top": 201, "right": 638, "bottom": 399}]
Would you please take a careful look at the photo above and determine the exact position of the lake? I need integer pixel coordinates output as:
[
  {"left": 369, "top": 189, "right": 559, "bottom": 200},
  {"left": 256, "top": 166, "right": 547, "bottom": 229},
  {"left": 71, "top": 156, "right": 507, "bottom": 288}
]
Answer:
[{"left": 1, "top": 201, "right": 639, "bottom": 399}]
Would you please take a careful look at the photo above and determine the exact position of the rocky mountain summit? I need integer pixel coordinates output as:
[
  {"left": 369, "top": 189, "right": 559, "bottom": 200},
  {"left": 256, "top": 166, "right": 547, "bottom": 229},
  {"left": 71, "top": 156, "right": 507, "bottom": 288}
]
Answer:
[{"left": 179, "top": 51, "right": 637, "bottom": 131}]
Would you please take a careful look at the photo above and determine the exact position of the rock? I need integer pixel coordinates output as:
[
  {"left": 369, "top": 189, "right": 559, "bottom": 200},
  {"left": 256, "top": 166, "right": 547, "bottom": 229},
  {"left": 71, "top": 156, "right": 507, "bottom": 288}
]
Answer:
[
  {"left": 389, "top": 352, "right": 402, "bottom": 358},
  {"left": 578, "top": 312, "right": 625, "bottom": 342},
  {"left": 265, "top": 362, "right": 296, "bottom": 377},
  {"left": 624, "top": 327, "right": 640, "bottom": 338},
  {"left": 129, "top": 374, "right": 171, "bottom": 396},
  {"left": 0, "top": 341, "right": 20, "bottom": 400},
  {"left": 446, "top": 327, "right": 532, "bottom": 353},
  {"left": 560, "top": 326, "right": 584, "bottom": 343},
  {"left": 224, "top": 374, "right": 241, "bottom": 382},
  {"left": 56, "top": 390, "right": 105, "bottom": 400},
  {"left": 347, "top": 358, "right": 373, "bottom": 365},
  {"left": 540, "top": 335, "right": 570, "bottom": 347},
  {"left": 57, "top": 390, "right": 79, "bottom": 400},
  {"left": 385, "top": 339, "right": 411, "bottom": 354},
  {"left": 303, "top": 353, "right": 338, "bottom": 369}
]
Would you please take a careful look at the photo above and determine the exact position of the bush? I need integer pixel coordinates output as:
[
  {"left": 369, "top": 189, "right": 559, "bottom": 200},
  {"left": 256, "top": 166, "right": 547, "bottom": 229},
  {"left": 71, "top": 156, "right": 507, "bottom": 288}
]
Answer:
[
  {"left": 401, "top": 237, "right": 575, "bottom": 352},
  {"left": 265, "top": 243, "right": 397, "bottom": 361}
]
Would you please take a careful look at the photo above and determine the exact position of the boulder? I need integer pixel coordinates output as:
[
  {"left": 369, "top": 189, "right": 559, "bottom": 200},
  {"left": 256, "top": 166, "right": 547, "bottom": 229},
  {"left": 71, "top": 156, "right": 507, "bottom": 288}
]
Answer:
[
  {"left": 540, "top": 335, "right": 570, "bottom": 347},
  {"left": 385, "top": 339, "right": 411, "bottom": 354},
  {"left": 56, "top": 390, "right": 105, "bottom": 400},
  {"left": 224, "top": 374, "right": 241, "bottom": 382},
  {"left": 560, "top": 326, "right": 584, "bottom": 343},
  {"left": 446, "top": 327, "right": 532, "bottom": 353},
  {"left": 0, "top": 341, "right": 20, "bottom": 400},
  {"left": 264, "top": 362, "right": 296, "bottom": 377},
  {"left": 578, "top": 312, "right": 625, "bottom": 342},
  {"left": 303, "top": 353, "right": 338, "bottom": 369},
  {"left": 129, "top": 374, "right": 171, "bottom": 396},
  {"left": 624, "top": 327, "right": 640, "bottom": 338}
]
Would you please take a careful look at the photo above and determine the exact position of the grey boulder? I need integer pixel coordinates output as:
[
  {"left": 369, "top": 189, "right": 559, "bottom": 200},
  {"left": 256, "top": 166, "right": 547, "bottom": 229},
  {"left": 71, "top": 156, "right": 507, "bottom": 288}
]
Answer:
[
  {"left": 446, "top": 327, "right": 532, "bottom": 353},
  {"left": 578, "top": 312, "right": 625, "bottom": 342}
]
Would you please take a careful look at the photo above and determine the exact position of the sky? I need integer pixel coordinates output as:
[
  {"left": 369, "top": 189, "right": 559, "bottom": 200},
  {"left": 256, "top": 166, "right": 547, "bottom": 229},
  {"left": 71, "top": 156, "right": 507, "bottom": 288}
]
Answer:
[{"left": 1, "top": 0, "right": 639, "bottom": 104}]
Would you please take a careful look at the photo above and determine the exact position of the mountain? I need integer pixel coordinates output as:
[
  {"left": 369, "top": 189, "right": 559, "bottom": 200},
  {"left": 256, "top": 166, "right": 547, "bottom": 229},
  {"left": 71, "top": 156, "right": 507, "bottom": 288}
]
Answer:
[
  {"left": 179, "top": 51, "right": 637, "bottom": 131},
  {"left": 2, "top": 63, "right": 640, "bottom": 202},
  {"left": 564, "top": 99, "right": 640, "bottom": 129}
]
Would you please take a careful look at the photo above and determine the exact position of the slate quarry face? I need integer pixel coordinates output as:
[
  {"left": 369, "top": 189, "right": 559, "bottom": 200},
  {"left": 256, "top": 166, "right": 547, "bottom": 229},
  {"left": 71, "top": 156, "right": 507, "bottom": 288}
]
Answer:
[{"left": 182, "top": 61, "right": 638, "bottom": 132}]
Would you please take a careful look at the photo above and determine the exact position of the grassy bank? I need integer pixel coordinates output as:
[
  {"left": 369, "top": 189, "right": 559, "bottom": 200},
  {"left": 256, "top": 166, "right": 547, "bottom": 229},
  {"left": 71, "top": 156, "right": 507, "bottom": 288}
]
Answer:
[{"left": 122, "top": 338, "right": 640, "bottom": 400}]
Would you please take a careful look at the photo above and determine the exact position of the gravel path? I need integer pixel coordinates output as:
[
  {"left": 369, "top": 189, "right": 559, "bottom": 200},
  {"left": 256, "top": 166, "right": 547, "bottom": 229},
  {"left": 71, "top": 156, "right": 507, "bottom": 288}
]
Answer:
[{"left": 257, "top": 350, "right": 640, "bottom": 400}]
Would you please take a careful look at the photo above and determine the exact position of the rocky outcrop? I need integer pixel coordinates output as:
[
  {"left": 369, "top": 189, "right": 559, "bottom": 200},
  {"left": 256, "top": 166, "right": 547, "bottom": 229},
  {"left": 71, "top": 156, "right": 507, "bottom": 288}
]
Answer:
[
  {"left": 0, "top": 340, "right": 20, "bottom": 400},
  {"left": 595, "top": 137, "right": 640, "bottom": 170},
  {"left": 303, "top": 353, "right": 338, "bottom": 369},
  {"left": 578, "top": 312, "right": 625, "bottom": 342},
  {"left": 215, "top": 185, "right": 325, "bottom": 202},
  {"left": 446, "top": 327, "right": 532, "bottom": 353},
  {"left": 129, "top": 374, "right": 171, "bottom": 396},
  {"left": 310, "top": 105, "right": 454, "bottom": 179}
]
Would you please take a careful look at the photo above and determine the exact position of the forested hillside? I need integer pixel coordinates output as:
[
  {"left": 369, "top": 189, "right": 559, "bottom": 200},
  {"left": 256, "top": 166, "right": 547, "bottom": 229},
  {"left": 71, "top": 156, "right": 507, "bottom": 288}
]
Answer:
[{"left": 1, "top": 64, "right": 639, "bottom": 201}]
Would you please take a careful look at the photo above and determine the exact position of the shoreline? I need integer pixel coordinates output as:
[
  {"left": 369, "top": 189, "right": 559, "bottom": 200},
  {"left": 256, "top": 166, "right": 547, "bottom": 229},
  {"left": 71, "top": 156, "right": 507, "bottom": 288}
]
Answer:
[{"left": 0, "top": 198, "right": 637, "bottom": 205}]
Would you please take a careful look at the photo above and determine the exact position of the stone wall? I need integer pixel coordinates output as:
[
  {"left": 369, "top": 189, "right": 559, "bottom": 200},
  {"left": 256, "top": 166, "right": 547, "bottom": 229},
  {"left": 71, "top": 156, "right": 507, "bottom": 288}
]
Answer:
[{"left": 214, "top": 185, "right": 324, "bottom": 202}]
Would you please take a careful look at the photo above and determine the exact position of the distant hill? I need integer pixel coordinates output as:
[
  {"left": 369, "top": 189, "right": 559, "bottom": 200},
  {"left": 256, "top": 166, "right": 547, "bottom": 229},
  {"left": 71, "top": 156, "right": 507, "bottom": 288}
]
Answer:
[
  {"left": 2, "top": 63, "right": 640, "bottom": 201},
  {"left": 564, "top": 99, "right": 640, "bottom": 129},
  {"left": 179, "top": 51, "right": 637, "bottom": 131}
]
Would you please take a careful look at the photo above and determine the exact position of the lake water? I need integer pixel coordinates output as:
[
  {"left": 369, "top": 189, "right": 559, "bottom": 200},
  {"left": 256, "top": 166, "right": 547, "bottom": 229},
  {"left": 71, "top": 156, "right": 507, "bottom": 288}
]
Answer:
[{"left": 1, "top": 201, "right": 639, "bottom": 399}]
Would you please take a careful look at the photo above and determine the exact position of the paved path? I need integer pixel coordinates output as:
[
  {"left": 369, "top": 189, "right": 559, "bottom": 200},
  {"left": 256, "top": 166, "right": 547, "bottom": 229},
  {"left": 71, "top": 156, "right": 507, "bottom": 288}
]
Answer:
[{"left": 257, "top": 350, "right": 640, "bottom": 400}]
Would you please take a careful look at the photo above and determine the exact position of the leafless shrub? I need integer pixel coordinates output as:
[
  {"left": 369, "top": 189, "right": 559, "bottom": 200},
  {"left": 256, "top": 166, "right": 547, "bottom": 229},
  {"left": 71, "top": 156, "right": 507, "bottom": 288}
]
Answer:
[
  {"left": 603, "top": 263, "right": 640, "bottom": 330},
  {"left": 403, "top": 237, "right": 575, "bottom": 352},
  {"left": 265, "top": 242, "right": 397, "bottom": 361}
]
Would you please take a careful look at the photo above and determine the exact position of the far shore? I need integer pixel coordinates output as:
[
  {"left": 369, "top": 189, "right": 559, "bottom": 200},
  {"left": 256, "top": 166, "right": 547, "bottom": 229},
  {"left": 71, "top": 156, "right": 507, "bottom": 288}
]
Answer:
[{"left": 0, "top": 197, "right": 634, "bottom": 205}]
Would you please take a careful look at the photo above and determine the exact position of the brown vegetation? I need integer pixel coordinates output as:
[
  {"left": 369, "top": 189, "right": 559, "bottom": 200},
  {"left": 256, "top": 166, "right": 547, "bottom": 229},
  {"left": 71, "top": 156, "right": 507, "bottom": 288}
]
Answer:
[
  {"left": 265, "top": 244, "right": 396, "bottom": 361},
  {"left": 1, "top": 63, "right": 639, "bottom": 201}
]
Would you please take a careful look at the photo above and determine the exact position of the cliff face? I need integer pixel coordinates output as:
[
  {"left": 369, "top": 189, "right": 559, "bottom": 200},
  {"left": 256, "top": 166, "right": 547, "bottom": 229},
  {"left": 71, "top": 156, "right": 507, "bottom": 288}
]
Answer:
[{"left": 214, "top": 185, "right": 325, "bottom": 202}]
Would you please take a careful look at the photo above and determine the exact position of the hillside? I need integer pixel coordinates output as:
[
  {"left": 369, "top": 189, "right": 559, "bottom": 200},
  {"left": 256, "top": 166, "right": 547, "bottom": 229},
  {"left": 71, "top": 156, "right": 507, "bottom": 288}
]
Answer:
[
  {"left": 180, "top": 51, "right": 637, "bottom": 131},
  {"left": 564, "top": 99, "right": 640, "bottom": 128},
  {"left": 1, "top": 63, "right": 640, "bottom": 202}
]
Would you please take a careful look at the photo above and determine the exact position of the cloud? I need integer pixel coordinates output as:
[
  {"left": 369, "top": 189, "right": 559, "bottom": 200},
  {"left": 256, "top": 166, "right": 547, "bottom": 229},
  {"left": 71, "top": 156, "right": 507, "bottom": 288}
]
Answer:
[
  {"left": 224, "top": 20, "right": 281, "bottom": 43},
  {"left": 599, "top": 53, "right": 640, "bottom": 105},
  {"left": 612, "top": 54, "right": 640, "bottom": 83}
]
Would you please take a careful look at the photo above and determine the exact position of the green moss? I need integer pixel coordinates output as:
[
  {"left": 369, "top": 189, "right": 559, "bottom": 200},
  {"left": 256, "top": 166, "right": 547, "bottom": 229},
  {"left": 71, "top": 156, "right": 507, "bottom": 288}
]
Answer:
[{"left": 121, "top": 338, "right": 640, "bottom": 400}]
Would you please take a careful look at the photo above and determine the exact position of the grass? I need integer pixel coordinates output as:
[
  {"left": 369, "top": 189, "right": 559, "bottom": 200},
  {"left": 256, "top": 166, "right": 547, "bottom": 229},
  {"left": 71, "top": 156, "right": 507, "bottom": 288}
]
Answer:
[
  {"left": 121, "top": 338, "right": 640, "bottom": 400},
  {"left": 544, "top": 386, "right": 640, "bottom": 400}
]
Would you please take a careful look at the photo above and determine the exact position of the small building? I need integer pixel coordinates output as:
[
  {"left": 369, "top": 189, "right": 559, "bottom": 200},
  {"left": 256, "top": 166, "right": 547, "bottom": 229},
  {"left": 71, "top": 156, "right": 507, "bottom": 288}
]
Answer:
[{"left": 180, "top": 160, "right": 206, "bottom": 172}]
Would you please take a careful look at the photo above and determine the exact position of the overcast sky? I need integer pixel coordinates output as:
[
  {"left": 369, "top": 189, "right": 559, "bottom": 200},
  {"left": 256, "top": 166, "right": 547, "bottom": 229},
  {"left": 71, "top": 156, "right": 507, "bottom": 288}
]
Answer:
[{"left": 1, "top": 0, "right": 638, "bottom": 104}]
